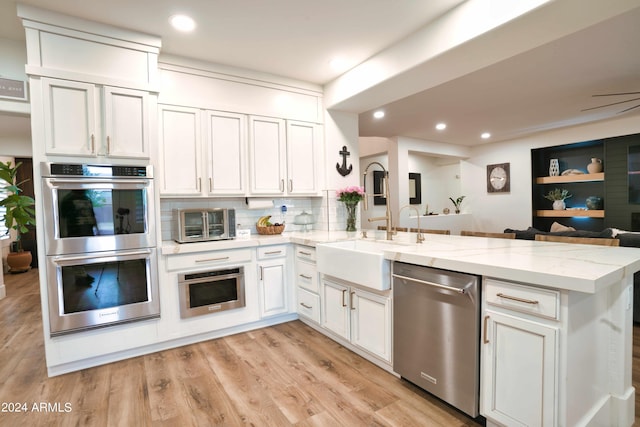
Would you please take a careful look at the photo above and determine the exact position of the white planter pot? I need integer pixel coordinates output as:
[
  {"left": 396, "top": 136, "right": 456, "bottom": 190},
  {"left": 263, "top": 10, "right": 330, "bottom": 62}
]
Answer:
[{"left": 552, "top": 200, "right": 566, "bottom": 210}]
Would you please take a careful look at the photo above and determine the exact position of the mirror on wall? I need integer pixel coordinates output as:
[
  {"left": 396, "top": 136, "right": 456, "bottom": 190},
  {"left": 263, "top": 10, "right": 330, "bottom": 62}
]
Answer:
[{"left": 409, "top": 173, "right": 421, "bottom": 204}]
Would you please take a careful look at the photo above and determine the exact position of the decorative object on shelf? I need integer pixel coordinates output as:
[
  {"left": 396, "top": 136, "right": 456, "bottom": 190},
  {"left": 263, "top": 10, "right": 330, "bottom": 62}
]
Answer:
[
  {"left": 561, "top": 168, "right": 585, "bottom": 176},
  {"left": 255, "top": 215, "right": 285, "bottom": 235},
  {"left": 585, "top": 196, "right": 603, "bottom": 210},
  {"left": 487, "top": 163, "right": 510, "bottom": 193},
  {"left": 443, "top": 207, "right": 450, "bottom": 214},
  {"left": 336, "top": 145, "right": 353, "bottom": 176},
  {"left": 544, "top": 188, "right": 572, "bottom": 210},
  {"left": 549, "top": 159, "right": 560, "bottom": 176},
  {"left": 0, "top": 161, "right": 36, "bottom": 273},
  {"left": 449, "top": 196, "right": 465, "bottom": 214},
  {"left": 337, "top": 185, "right": 365, "bottom": 232},
  {"left": 587, "top": 157, "right": 603, "bottom": 174}
]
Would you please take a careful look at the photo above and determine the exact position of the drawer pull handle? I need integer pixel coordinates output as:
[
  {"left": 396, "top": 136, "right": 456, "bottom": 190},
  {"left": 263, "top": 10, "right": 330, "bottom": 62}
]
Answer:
[
  {"left": 300, "top": 302, "right": 312, "bottom": 309},
  {"left": 496, "top": 293, "right": 539, "bottom": 305},
  {"left": 483, "top": 315, "right": 490, "bottom": 344},
  {"left": 299, "top": 274, "right": 312, "bottom": 279},
  {"left": 195, "top": 256, "right": 230, "bottom": 263},
  {"left": 298, "top": 251, "right": 312, "bottom": 256},
  {"left": 265, "top": 250, "right": 283, "bottom": 255},
  {"left": 341, "top": 289, "right": 347, "bottom": 307},
  {"left": 350, "top": 291, "right": 355, "bottom": 310}
]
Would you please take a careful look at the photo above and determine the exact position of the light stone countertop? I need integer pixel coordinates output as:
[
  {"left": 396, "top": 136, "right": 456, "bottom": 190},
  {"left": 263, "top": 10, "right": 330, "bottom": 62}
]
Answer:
[{"left": 160, "top": 230, "right": 640, "bottom": 294}]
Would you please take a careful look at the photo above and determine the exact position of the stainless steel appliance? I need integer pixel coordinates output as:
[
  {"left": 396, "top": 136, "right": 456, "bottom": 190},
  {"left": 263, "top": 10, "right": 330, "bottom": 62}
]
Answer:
[
  {"left": 41, "top": 163, "right": 156, "bottom": 255},
  {"left": 172, "top": 208, "right": 236, "bottom": 243},
  {"left": 41, "top": 162, "right": 160, "bottom": 335},
  {"left": 392, "top": 262, "right": 481, "bottom": 418},
  {"left": 178, "top": 266, "right": 245, "bottom": 318}
]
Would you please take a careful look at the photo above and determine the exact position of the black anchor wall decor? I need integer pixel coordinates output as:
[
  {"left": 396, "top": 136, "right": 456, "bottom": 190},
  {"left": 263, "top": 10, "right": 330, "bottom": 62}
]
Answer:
[{"left": 336, "top": 145, "right": 353, "bottom": 176}]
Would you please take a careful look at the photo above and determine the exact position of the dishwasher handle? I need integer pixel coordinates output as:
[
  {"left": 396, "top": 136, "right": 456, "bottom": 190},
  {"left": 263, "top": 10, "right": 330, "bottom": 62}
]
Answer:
[{"left": 392, "top": 273, "right": 466, "bottom": 294}]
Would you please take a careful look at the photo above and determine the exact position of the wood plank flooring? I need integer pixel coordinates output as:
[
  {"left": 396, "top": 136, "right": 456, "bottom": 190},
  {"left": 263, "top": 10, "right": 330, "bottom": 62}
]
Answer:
[{"left": 0, "top": 269, "right": 638, "bottom": 426}]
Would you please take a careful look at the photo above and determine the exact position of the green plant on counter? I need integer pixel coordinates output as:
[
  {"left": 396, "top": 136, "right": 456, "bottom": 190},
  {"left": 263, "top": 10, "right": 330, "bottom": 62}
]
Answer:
[
  {"left": 543, "top": 188, "right": 572, "bottom": 201},
  {"left": 449, "top": 196, "right": 465, "bottom": 209}
]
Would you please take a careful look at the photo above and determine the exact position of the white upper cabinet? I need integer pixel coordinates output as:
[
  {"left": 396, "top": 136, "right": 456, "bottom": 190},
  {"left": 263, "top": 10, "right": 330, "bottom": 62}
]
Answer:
[
  {"left": 159, "top": 106, "right": 247, "bottom": 197},
  {"left": 158, "top": 105, "right": 202, "bottom": 196},
  {"left": 204, "top": 111, "right": 247, "bottom": 196},
  {"left": 42, "top": 77, "right": 150, "bottom": 159},
  {"left": 249, "top": 116, "right": 322, "bottom": 196}
]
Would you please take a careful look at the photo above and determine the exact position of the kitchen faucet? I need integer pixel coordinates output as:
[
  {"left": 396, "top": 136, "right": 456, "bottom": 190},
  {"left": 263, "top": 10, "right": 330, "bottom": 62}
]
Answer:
[
  {"left": 363, "top": 161, "right": 394, "bottom": 240},
  {"left": 398, "top": 205, "right": 424, "bottom": 244}
]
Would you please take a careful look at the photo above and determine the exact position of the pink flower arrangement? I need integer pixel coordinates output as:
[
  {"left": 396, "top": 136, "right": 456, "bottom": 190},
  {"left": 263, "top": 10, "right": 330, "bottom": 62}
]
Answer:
[{"left": 336, "top": 186, "right": 365, "bottom": 203}]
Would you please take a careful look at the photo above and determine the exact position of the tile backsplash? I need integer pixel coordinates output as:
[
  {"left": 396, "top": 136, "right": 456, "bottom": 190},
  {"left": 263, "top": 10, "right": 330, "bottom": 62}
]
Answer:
[{"left": 159, "top": 191, "right": 354, "bottom": 241}]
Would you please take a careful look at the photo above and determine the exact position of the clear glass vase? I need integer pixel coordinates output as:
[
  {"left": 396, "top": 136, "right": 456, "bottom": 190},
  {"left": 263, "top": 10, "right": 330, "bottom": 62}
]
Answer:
[{"left": 344, "top": 201, "right": 358, "bottom": 232}]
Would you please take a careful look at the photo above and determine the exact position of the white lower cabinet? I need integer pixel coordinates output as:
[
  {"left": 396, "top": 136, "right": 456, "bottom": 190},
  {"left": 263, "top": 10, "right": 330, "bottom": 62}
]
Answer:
[
  {"left": 257, "top": 245, "right": 289, "bottom": 318},
  {"left": 481, "top": 278, "right": 559, "bottom": 427},
  {"left": 321, "top": 277, "right": 391, "bottom": 363}
]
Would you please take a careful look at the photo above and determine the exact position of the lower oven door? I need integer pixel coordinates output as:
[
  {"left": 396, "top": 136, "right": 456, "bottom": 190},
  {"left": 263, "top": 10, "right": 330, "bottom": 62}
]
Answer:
[{"left": 46, "top": 248, "right": 160, "bottom": 336}]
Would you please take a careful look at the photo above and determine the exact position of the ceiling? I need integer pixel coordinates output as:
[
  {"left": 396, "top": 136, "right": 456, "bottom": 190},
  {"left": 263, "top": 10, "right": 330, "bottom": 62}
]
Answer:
[{"left": 1, "top": 0, "right": 640, "bottom": 147}]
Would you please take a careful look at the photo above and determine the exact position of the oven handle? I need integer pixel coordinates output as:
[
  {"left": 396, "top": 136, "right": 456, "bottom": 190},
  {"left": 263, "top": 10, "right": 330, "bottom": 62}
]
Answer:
[
  {"left": 51, "top": 249, "right": 152, "bottom": 263},
  {"left": 47, "top": 178, "right": 151, "bottom": 186}
]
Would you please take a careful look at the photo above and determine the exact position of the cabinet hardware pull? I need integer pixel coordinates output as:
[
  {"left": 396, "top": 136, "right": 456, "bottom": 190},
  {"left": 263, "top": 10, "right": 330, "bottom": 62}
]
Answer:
[
  {"left": 106, "top": 136, "right": 111, "bottom": 154},
  {"left": 195, "top": 256, "right": 230, "bottom": 263},
  {"left": 299, "top": 274, "right": 312, "bottom": 279},
  {"left": 90, "top": 134, "right": 95, "bottom": 153},
  {"left": 198, "top": 177, "right": 202, "bottom": 192},
  {"left": 496, "top": 293, "right": 539, "bottom": 305},
  {"left": 341, "top": 289, "right": 347, "bottom": 307},
  {"left": 280, "top": 179, "right": 285, "bottom": 192},
  {"left": 288, "top": 179, "right": 293, "bottom": 192},
  {"left": 350, "top": 291, "right": 355, "bottom": 310},
  {"left": 483, "top": 315, "right": 490, "bottom": 344},
  {"left": 209, "top": 177, "right": 212, "bottom": 193},
  {"left": 260, "top": 266, "right": 264, "bottom": 281},
  {"left": 265, "top": 250, "right": 282, "bottom": 255},
  {"left": 300, "top": 302, "right": 312, "bottom": 309},
  {"left": 298, "top": 251, "right": 312, "bottom": 256}
]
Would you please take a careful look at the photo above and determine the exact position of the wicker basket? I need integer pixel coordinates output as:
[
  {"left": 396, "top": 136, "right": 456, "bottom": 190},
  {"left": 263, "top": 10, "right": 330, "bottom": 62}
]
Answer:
[{"left": 256, "top": 224, "right": 285, "bottom": 235}]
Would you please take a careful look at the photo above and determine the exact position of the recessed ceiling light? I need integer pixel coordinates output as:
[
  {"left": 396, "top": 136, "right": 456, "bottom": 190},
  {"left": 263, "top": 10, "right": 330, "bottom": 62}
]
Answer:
[
  {"left": 481, "top": 132, "right": 491, "bottom": 139},
  {"left": 435, "top": 123, "right": 447, "bottom": 130},
  {"left": 373, "top": 110, "right": 385, "bottom": 119},
  {"left": 170, "top": 14, "right": 196, "bottom": 32}
]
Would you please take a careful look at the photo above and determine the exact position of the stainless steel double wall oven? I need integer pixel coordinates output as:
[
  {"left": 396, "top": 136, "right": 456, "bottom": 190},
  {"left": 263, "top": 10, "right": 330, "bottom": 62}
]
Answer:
[{"left": 41, "top": 163, "right": 159, "bottom": 335}]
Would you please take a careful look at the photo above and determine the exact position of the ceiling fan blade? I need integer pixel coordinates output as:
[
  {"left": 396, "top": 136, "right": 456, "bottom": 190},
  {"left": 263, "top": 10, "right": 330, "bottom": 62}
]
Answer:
[
  {"left": 581, "top": 96, "right": 640, "bottom": 112},
  {"left": 618, "top": 103, "right": 640, "bottom": 114},
  {"left": 592, "top": 91, "right": 640, "bottom": 97}
]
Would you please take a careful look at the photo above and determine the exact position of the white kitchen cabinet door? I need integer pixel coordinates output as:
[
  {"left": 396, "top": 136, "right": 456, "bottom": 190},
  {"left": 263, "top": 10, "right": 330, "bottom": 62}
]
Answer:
[
  {"left": 258, "top": 259, "right": 288, "bottom": 318},
  {"left": 204, "top": 111, "right": 246, "bottom": 195},
  {"left": 248, "top": 116, "right": 286, "bottom": 195},
  {"left": 481, "top": 310, "right": 558, "bottom": 427},
  {"left": 158, "top": 105, "right": 202, "bottom": 196},
  {"left": 42, "top": 77, "right": 98, "bottom": 157},
  {"left": 320, "top": 279, "right": 350, "bottom": 340},
  {"left": 350, "top": 288, "right": 391, "bottom": 363},
  {"left": 286, "top": 120, "right": 322, "bottom": 195},
  {"left": 103, "top": 86, "right": 149, "bottom": 159}
]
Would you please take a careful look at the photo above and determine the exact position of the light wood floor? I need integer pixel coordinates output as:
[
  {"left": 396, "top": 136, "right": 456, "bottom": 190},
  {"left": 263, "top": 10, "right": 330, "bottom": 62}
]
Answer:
[
  {"left": 1, "top": 269, "right": 639, "bottom": 426},
  {"left": 0, "top": 269, "right": 481, "bottom": 427}
]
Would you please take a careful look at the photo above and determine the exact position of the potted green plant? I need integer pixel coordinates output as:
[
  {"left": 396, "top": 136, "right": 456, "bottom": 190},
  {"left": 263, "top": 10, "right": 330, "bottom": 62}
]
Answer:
[
  {"left": 544, "top": 188, "right": 572, "bottom": 210},
  {"left": 449, "top": 196, "right": 465, "bottom": 214},
  {"left": 0, "top": 161, "right": 36, "bottom": 273}
]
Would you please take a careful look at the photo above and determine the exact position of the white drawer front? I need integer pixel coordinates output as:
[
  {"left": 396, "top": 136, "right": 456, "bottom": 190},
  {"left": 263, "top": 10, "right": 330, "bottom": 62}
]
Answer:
[
  {"left": 166, "top": 248, "right": 252, "bottom": 271},
  {"left": 485, "top": 278, "right": 560, "bottom": 320},
  {"left": 296, "top": 260, "right": 318, "bottom": 293},
  {"left": 257, "top": 245, "right": 288, "bottom": 260},
  {"left": 295, "top": 245, "right": 316, "bottom": 262},
  {"left": 297, "top": 287, "right": 320, "bottom": 323}
]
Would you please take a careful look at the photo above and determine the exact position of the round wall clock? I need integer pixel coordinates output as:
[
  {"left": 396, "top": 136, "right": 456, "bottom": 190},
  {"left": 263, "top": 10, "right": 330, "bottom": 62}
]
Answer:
[{"left": 487, "top": 163, "right": 510, "bottom": 193}]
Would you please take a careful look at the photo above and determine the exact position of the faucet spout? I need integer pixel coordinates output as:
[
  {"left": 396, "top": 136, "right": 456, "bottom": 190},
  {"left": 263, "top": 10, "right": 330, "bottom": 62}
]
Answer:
[
  {"left": 363, "top": 161, "right": 393, "bottom": 240},
  {"left": 398, "top": 205, "right": 424, "bottom": 244}
]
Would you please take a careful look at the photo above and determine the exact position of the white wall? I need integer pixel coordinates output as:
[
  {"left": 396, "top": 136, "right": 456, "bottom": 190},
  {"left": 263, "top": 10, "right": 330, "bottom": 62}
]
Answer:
[{"left": 464, "top": 114, "right": 640, "bottom": 233}]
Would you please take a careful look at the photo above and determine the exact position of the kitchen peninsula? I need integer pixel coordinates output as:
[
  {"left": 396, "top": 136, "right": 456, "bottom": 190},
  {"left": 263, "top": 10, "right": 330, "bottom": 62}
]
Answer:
[{"left": 161, "top": 230, "right": 640, "bottom": 426}]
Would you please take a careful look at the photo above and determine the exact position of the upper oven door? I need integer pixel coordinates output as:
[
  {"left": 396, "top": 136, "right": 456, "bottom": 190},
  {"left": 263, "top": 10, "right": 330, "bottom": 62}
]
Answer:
[{"left": 42, "top": 176, "right": 156, "bottom": 255}]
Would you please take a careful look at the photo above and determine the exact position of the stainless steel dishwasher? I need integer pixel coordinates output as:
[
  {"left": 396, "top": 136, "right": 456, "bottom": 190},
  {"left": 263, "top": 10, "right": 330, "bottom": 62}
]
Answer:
[{"left": 393, "top": 261, "right": 481, "bottom": 418}]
